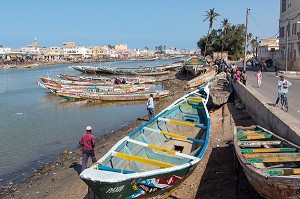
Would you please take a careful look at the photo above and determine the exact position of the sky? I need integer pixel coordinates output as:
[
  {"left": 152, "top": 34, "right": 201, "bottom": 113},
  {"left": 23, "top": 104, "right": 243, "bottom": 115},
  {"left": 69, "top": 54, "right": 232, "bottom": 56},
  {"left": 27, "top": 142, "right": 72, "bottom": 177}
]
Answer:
[{"left": 0, "top": 0, "right": 280, "bottom": 50}]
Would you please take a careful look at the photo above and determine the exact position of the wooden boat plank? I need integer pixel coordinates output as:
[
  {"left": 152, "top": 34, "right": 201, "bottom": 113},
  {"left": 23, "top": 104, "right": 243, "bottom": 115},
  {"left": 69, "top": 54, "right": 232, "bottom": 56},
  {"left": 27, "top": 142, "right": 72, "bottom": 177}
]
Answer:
[
  {"left": 264, "top": 168, "right": 300, "bottom": 176},
  {"left": 142, "top": 127, "right": 205, "bottom": 144},
  {"left": 178, "top": 104, "right": 205, "bottom": 109},
  {"left": 241, "top": 148, "right": 297, "bottom": 153},
  {"left": 158, "top": 117, "right": 207, "bottom": 129},
  {"left": 244, "top": 153, "right": 300, "bottom": 159},
  {"left": 111, "top": 151, "right": 175, "bottom": 168},
  {"left": 238, "top": 140, "right": 281, "bottom": 147},
  {"left": 237, "top": 134, "right": 272, "bottom": 141},
  {"left": 248, "top": 156, "right": 300, "bottom": 163},
  {"left": 126, "top": 138, "right": 196, "bottom": 160}
]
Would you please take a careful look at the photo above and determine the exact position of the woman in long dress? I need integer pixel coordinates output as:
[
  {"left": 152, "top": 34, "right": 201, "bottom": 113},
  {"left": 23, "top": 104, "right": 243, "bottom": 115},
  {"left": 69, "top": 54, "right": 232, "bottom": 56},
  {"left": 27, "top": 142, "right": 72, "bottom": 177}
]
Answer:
[{"left": 256, "top": 70, "right": 262, "bottom": 87}]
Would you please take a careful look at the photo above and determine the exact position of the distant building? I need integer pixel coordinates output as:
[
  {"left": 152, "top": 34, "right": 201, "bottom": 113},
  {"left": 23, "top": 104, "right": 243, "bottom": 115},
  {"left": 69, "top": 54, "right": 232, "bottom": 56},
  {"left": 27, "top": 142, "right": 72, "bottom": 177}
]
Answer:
[
  {"left": 279, "top": 0, "right": 300, "bottom": 70},
  {"left": 63, "top": 42, "right": 76, "bottom": 49},
  {"left": 257, "top": 38, "right": 279, "bottom": 64},
  {"left": 63, "top": 47, "right": 92, "bottom": 59}
]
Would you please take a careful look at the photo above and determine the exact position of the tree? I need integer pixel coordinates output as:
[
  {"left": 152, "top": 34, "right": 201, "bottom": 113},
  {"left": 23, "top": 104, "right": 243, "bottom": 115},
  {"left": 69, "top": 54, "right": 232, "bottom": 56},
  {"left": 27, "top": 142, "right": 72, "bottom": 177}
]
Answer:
[
  {"left": 203, "top": 8, "right": 220, "bottom": 56},
  {"left": 220, "top": 18, "right": 230, "bottom": 34},
  {"left": 197, "top": 23, "right": 248, "bottom": 60}
]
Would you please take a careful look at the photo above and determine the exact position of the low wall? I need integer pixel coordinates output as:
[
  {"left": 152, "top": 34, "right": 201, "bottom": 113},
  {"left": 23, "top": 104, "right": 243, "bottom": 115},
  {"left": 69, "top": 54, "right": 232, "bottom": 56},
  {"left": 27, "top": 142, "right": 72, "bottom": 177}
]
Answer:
[{"left": 229, "top": 76, "right": 300, "bottom": 145}]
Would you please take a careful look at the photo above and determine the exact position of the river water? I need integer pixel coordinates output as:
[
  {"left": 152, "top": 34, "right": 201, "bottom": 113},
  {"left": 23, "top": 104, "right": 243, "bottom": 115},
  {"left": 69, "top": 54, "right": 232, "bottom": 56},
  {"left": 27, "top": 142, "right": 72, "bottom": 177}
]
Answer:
[{"left": 0, "top": 59, "right": 180, "bottom": 185}]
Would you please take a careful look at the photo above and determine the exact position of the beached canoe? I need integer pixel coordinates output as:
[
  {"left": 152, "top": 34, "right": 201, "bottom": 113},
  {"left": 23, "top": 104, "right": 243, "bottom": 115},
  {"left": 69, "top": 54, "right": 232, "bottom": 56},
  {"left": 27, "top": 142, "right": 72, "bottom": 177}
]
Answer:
[
  {"left": 187, "top": 66, "right": 216, "bottom": 88},
  {"left": 208, "top": 72, "right": 232, "bottom": 106},
  {"left": 80, "top": 85, "right": 211, "bottom": 199},
  {"left": 234, "top": 125, "right": 300, "bottom": 199}
]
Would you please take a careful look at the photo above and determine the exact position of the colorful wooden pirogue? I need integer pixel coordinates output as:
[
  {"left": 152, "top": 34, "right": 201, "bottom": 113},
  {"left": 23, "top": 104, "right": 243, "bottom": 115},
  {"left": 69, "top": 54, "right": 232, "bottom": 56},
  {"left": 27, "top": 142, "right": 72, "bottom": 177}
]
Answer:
[
  {"left": 234, "top": 125, "right": 300, "bottom": 198},
  {"left": 208, "top": 72, "right": 232, "bottom": 106},
  {"left": 187, "top": 66, "right": 216, "bottom": 88},
  {"left": 69, "top": 63, "right": 182, "bottom": 76},
  {"left": 80, "top": 85, "right": 211, "bottom": 199}
]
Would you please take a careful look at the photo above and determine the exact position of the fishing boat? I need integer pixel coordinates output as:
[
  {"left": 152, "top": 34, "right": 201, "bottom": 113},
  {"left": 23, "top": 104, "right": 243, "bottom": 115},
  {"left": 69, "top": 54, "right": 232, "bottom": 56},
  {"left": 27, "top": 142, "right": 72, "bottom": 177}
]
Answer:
[
  {"left": 187, "top": 66, "right": 216, "bottom": 88},
  {"left": 96, "top": 90, "right": 170, "bottom": 101},
  {"left": 234, "top": 125, "right": 300, "bottom": 199},
  {"left": 69, "top": 65, "right": 171, "bottom": 76},
  {"left": 80, "top": 85, "right": 210, "bottom": 199},
  {"left": 208, "top": 72, "right": 232, "bottom": 106},
  {"left": 183, "top": 56, "right": 207, "bottom": 76}
]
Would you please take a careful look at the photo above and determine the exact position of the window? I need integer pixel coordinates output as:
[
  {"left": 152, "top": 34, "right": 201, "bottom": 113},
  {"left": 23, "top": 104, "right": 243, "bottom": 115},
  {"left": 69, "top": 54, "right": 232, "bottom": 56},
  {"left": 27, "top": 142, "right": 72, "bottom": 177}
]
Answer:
[
  {"left": 280, "top": 27, "right": 285, "bottom": 38},
  {"left": 282, "top": 0, "right": 286, "bottom": 13},
  {"left": 294, "top": 49, "right": 296, "bottom": 62}
]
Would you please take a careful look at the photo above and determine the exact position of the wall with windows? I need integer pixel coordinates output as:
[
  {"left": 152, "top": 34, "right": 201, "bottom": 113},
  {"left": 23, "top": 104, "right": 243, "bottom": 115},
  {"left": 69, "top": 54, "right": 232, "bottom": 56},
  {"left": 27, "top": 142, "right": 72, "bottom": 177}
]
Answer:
[{"left": 279, "top": 0, "right": 300, "bottom": 70}]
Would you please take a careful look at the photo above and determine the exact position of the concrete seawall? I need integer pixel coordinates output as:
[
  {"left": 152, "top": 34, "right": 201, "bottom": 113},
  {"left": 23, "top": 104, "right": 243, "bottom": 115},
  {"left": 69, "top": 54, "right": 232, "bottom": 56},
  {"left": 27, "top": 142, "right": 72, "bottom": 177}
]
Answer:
[{"left": 229, "top": 76, "right": 300, "bottom": 145}]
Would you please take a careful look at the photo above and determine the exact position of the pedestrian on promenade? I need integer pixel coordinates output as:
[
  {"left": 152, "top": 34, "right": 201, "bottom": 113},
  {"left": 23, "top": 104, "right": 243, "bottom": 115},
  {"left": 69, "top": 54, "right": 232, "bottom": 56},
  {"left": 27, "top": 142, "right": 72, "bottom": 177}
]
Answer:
[
  {"left": 147, "top": 94, "right": 155, "bottom": 120},
  {"left": 79, "top": 126, "right": 97, "bottom": 172},
  {"left": 256, "top": 70, "right": 262, "bottom": 87},
  {"left": 241, "top": 70, "right": 247, "bottom": 86},
  {"left": 275, "top": 63, "right": 279, "bottom": 77},
  {"left": 273, "top": 75, "right": 292, "bottom": 108},
  {"left": 236, "top": 70, "right": 241, "bottom": 82}
]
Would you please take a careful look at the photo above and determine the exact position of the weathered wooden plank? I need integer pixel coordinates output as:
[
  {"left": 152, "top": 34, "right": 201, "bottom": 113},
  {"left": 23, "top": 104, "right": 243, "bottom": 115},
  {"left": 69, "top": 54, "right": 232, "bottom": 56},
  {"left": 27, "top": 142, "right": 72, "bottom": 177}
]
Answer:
[
  {"left": 264, "top": 168, "right": 300, "bottom": 176},
  {"left": 248, "top": 156, "right": 300, "bottom": 163},
  {"left": 111, "top": 151, "right": 175, "bottom": 168},
  {"left": 237, "top": 134, "right": 272, "bottom": 141},
  {"left": 142, "top": 127, "right": 205, "bottom": 144},
  {"left": 178, "top": 103, "right": 204, "bottom": 109},
  {"left": 244, "top": 153, "right": 300, "bottom": 159},
  {"left": 241, "top": 148, "right": 297, "bottom": 153},
  {"left": 237, "top": 130, "right": 263, "bottom": 134},
  {"left": 126, "top": 138, "right": 196, "bottom": 160},
  {"left": 186, "top": 97, "right": 202, "bottom": 103},
  {"left": 158, "top": 117, "right": 207, "bottom": 129},
  {"left": 238, "top": 140, "right": 281, "bottom": 147}
]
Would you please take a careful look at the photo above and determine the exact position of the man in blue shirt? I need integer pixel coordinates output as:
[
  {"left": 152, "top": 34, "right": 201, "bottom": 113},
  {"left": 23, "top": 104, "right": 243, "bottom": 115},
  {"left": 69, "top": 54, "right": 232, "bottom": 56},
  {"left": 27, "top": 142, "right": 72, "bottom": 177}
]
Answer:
[{"left": 147, "top": 94, "right": 155, "bottom": 120}]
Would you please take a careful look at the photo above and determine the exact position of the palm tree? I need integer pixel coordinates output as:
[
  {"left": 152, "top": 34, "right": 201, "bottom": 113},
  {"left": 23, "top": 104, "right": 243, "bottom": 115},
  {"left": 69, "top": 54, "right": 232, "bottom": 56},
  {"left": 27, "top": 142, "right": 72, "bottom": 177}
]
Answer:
[
  {"left": 203, "top": 8, "right": 220, "bottom": 55},
  {"left": 220, "top": 18, "right": 230, "bottom": 58},
  {"left": 220, "top": 18, "right": 230, "bottom": 34}
]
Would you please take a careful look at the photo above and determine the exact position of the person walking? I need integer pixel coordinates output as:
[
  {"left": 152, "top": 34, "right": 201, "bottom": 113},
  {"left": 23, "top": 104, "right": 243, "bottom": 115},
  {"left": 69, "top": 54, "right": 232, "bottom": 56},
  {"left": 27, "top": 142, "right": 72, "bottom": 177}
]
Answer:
[
  {"left": 147, "top": 94, "right": 155, "bottom": 120},
  {"left": 273, "top": 75, "right": 292, "bottom": 108},
  {"left": 256, "top": 70, "right": 262, "bottom": 87},
  {"left": 274, "top": 63, "right": 279, "bottom": 77},
  {"left": 79, "top": 126, "right": 97, "bottom": 172},
  {"left": 241, "top": 70, "right": 247, "bottom": 86}
]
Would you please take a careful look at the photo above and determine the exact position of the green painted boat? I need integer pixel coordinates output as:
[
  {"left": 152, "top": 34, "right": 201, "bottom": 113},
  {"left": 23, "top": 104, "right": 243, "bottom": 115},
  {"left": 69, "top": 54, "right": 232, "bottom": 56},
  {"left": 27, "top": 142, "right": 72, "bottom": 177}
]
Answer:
[
  {"left": 234, "top": 125, "right": 300, "bottom": 199},
  {"left": 80, "top": 84, "right": 211, "bottom": 198}
]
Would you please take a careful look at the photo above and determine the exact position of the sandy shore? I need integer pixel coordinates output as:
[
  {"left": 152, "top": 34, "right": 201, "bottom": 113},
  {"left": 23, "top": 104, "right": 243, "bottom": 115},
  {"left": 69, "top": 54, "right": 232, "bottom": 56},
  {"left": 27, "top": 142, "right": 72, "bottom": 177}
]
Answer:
[{"left": 0, "top": 70, "right": 263, "bottom": 199}]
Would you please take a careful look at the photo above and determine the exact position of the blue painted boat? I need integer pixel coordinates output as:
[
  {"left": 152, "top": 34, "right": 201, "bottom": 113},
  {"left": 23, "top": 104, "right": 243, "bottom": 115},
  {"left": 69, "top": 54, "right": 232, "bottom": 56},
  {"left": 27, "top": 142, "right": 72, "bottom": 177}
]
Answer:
[{"left": 80, "top": 84, "right": 211, "bottom": 199}]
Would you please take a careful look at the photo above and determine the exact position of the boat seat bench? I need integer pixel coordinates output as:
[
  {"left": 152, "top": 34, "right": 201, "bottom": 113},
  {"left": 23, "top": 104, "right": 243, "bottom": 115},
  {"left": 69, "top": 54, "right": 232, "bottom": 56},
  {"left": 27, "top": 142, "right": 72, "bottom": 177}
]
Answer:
[
  {"left": 143, "top": 127, "right": 205, "bottom": 144},
  {"left": 158, "top": 117, "right": 207, "bottom": 129},
  {"left": 126, "top": 138, "right": 196, "bottom": 160},
  {"left": 238, "top": 140, "right": 281, "bottom": 147},
  {"left": 241, "top": 148, "right": 297, "bottom": 153},
  {"left": 244, "top": 153, "right": 300, "bottom": 159},
  {"left": 111, "top": 151, "right": 175, "bottom": 168}
]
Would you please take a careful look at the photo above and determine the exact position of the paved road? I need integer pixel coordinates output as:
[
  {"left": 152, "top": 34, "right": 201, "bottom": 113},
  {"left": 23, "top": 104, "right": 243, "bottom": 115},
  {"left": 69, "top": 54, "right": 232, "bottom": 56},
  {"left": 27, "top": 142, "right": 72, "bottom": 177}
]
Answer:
[{"left": 234, "top": 62, "right": 300, "bottom": 121}]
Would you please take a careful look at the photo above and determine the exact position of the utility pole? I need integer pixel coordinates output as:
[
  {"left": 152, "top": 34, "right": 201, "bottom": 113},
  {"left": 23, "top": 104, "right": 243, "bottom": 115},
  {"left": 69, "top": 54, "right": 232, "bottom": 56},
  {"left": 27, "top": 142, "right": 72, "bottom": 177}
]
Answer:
[
  {"left": 285, "top": 29, "right": 288, "bottom": 72},
  {"left": 244, "top": 8, "right": 250, "bottom": 72},
  {"left": 255, "top": 36, "right": 258, "bottom": 58}
]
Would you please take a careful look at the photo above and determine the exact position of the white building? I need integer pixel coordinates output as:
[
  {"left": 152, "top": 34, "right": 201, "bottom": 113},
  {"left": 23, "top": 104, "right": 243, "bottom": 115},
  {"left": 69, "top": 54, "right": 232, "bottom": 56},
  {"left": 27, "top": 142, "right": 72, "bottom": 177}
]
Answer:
[
  {"left": 257, "top": 38, "right": 279, "bottom": 63},
  {"left": 279, "top": 0, "right": 300, "bottom": 70},
  {"left": 63, "top": 47, "right": 92, "bottom": 59}
]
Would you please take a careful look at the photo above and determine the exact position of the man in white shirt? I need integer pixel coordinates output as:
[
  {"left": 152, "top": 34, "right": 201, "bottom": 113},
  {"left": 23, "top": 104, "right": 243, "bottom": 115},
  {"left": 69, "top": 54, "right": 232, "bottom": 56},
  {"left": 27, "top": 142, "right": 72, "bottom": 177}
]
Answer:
[
  {"left": 273, "top": 75, "right": 292, "bottom": 108},
  {"left": 147, "top": 94, "right": 155, "bottom": 120}
]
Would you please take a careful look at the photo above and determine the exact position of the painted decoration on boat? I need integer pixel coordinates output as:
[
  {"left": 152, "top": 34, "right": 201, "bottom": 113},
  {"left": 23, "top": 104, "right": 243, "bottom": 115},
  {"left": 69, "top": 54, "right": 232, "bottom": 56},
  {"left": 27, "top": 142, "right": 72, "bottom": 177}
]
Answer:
[{"left": 126, "top": 175, "right": 184, "bottom": 198}]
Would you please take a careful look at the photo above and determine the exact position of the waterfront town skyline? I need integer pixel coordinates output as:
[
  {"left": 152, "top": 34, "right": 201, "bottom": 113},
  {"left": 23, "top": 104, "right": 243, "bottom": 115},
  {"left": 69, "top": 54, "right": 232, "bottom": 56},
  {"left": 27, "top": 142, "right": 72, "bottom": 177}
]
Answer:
[{"left": 0, "top": 0, "right": 279, "bottom": 50}]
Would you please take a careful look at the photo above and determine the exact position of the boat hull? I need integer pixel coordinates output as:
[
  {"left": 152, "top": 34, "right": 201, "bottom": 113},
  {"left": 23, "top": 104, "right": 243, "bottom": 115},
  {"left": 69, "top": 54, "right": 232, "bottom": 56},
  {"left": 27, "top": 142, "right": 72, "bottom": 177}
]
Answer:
[
  {"left": 234, "top": 126, "right": 300, "bottom": 199},
  {"left": 82, "top": 166, "right": 196, "bottom": 199}
]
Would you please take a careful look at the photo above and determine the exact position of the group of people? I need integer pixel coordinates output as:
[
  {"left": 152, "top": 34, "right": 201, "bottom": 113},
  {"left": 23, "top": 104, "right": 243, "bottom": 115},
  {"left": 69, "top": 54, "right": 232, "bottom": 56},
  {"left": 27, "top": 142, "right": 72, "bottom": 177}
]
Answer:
[{"left": 114, "top": 77, "right": 126, "bottom": 85}]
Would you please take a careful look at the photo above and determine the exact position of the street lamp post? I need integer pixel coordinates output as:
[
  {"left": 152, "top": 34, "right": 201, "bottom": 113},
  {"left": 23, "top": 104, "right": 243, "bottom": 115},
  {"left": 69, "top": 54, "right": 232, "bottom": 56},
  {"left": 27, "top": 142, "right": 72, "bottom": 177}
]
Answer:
[{"left": 243, "top": 8, "right": 250, "bottom": 72}]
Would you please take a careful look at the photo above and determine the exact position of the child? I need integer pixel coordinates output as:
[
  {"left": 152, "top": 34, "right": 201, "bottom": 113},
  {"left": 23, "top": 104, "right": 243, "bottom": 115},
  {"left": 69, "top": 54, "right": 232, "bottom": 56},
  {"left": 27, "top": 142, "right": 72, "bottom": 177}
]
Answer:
[{"left": 256, "top": 70, "right": 262, "bottom": 87}]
